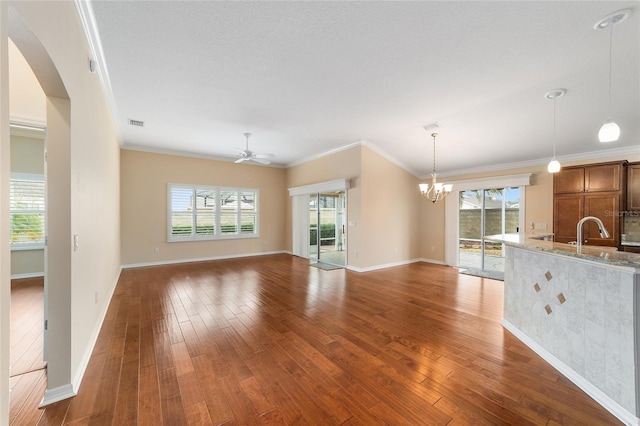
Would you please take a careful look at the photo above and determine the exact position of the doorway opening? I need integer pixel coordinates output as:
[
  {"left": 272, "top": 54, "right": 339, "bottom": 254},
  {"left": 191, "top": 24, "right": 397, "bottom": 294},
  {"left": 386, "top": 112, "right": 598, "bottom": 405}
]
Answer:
[
  {"left": 458, "top": 187, "right": 521, "bottom": 278},
  {"left": 309, "top": 192, "right": 346, "bottom": 268}
]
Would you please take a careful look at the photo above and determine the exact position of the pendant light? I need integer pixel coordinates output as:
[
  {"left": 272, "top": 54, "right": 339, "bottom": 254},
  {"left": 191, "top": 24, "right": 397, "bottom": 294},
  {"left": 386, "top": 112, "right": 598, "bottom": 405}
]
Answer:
[
  {"left": 545, "top": 89, "right": 566, "bottom": 173},
  {"left": 594, "top": 9, "right": 632, "bottom": 143},
  {"left": 418, "top": 131, "right": 452, "bottom": 203}
]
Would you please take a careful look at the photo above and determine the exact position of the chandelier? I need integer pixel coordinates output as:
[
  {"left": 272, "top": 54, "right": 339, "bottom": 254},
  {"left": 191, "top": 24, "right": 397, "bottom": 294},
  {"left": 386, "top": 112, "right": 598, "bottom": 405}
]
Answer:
[{"left": 418, "top": 132, "right": 452, "bottom": 203}]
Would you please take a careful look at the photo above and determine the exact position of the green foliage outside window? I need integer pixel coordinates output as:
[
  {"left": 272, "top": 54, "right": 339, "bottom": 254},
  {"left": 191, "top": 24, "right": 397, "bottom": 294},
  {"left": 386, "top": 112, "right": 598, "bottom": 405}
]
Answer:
[{"left": 310, "top": 223, "right": 336, "bottom": 246}]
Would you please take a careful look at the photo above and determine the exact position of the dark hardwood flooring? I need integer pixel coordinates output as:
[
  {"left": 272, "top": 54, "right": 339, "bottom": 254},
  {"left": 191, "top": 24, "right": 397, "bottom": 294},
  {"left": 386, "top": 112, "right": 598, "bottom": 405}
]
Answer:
[
  {"left": 9, "top": 277, "right": 46, "bottom": 425},
  {"left": 19, "top": 254, "right": 621, "bottom": 425}
]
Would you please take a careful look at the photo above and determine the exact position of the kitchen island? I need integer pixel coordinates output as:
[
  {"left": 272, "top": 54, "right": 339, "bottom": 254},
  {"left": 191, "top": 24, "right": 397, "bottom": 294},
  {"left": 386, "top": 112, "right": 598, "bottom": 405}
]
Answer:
[{"left": 485, "top": 234, "right": 640, "bottom": 425}]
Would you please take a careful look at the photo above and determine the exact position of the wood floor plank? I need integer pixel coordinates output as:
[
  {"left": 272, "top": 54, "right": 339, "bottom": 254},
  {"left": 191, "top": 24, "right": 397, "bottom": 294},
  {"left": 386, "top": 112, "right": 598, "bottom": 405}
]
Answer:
[
  {"left": 139, "top": 365, "right": 163, "bottom": 426},
  {"left": 36, "top": 398, "right": 71, "bottom": 426},
  {"left": 20, "top": 255, "right": 623, "bottom": 425},
  {"left": 10, "top": 369, "right": 46, "bottom": 426},
  {"left": 112, "top": 360, "right": 139, "bottom": 425}
]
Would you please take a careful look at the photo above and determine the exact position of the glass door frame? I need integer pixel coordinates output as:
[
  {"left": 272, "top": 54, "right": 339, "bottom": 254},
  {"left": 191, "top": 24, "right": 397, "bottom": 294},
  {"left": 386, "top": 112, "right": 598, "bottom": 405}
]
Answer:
[
  {"left": 308, "top": 191, "right": 347, "bottom": 267},
  {"left": 447, "top": 186, "right": 526, "bottom": 274}
]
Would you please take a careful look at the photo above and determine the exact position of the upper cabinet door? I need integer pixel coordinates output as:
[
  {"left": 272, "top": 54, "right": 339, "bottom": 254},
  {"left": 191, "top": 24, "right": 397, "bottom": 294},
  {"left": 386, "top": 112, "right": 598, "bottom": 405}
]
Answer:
[
  {"left": 585, "top": 163, "right": 622, "bottom": 192},
  {"left": 554, "top": 167, "right": 584, "bottom": 194},
  {"left": 627, "top": 163, "right": 640, "bottom": 211}
]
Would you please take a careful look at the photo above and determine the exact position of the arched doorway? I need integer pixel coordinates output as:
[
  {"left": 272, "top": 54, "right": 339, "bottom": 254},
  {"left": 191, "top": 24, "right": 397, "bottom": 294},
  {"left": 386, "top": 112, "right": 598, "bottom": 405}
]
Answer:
[{"left": 2, "top": 3, "right": 72, "bottom": 420}]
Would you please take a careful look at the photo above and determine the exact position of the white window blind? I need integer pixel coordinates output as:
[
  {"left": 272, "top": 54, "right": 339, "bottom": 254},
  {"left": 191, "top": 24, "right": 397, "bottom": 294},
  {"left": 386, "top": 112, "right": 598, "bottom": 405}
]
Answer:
[
  {"left": 168, "top": 184, "right": 259, "bottom": 242},
  {"left": 10, "top": 174, "right": 45, "bottom": 249}
]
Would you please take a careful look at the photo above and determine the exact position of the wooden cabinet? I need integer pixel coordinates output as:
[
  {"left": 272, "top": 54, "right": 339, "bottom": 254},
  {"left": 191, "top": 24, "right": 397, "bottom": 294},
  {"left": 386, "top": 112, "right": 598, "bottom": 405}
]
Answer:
[
  {"left": 553, "top": 195, "right": 583, "bottom": 243},
  {"left": 623, "top": 246, "right": 640, "bottom": 254},
  {"left": 627, "top": 162, "right": 640, "bottom": 211},
  {"left": 553, "top": 161, "right": 626, "bottom": 247},
  {"left": 583, "top": 192, "right": 619, "bottom": 246},
  {"left": 554, "top": 167, "right": 584, "bottom": 194},
  {"left": 585, "top": 163, "right": 622, "bottom": 192}
]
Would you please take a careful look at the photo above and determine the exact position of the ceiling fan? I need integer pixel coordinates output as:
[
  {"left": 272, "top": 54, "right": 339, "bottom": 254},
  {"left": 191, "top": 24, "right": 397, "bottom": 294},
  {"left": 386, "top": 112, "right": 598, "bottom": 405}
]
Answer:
[{"left": 234, "top": 133, "right": 274, "bottom": 165}]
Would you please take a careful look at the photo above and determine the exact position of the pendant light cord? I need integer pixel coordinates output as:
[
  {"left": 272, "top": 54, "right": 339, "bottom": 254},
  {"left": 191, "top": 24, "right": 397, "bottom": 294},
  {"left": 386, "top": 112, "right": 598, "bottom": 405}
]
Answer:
[
  {"left": 552, "top": 97, "right": 557, "bottom": 157},
  {"left": 432, "top": 133, "right": 437, "bottom": 176},
  {"left": 607, "top": 23, "right": 613, "bottom": 116}
]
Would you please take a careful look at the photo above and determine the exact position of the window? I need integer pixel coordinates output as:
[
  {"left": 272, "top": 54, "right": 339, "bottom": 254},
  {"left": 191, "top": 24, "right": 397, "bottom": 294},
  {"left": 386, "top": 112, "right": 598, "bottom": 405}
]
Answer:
[
  {"left": 168, "top": 184, "right": 259, "bottom": 242},
  {"left": 10, "top": 173, "right": 45, "bottom": 249}
]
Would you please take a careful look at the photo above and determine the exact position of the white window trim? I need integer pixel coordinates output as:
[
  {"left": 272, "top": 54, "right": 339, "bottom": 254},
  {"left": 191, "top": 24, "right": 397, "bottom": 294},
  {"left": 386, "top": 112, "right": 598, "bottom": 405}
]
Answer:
[
  {"left": 10, "top": 172, "right": 46, "bottom": 250},
  {"left": 167, "top": 183, "right": 260, "bottom": 242}
]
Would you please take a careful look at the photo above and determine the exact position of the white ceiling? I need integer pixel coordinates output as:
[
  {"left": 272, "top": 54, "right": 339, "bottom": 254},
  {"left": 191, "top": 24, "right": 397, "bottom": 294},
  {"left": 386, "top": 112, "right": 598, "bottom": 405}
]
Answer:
[{"left": 85, "top": 1, "right": 640, "bottom": 177}]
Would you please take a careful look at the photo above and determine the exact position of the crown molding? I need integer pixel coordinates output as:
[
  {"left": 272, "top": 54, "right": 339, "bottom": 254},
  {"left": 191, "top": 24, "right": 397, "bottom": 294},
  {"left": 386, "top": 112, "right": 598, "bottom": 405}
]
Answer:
[
  {"left": 121, "top": 143, "right": 286, "bottom": 168},
  {"left": 74, "top": 0, "right": 122, "bottom": 142},
  {"left": 361, "top": 140, "right": 421, "bottom": 178},
  {"left": 436, "top": 145, "right": 640, "bottom": 179},
  {"left": 285, "top": 141, "right": 362, "bottom": 168}
]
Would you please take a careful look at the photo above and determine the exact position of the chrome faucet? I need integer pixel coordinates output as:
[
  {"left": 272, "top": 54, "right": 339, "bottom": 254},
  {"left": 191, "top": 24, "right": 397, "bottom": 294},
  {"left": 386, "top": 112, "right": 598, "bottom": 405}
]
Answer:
[{"left": 576, "top": 216, "right": 610, "bottom": 249}]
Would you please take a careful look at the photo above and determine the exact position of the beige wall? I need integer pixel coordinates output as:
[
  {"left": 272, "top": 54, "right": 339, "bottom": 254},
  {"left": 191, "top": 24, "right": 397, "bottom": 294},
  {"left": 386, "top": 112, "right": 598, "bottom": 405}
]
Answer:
[
  {"left": 285, "top": 146, "right": 362, "bottom": 266},
  {"left": 420, "top": 196, "right": 446, "bottom": 262},
  {"left": 120, "top": 149, "right": 287, "bottom": 265},
  {"left": 360, "top": 146, "right": 421, "bottom": 267},
  {"left": 285, "top": 145, "right": 425, "bottom": 270},
  {"left": 10, "top": 129, "right": 45, "bottom": 277},
  {"left": 6, "top": 0, "right": 122, "bottom": 404},
  {"left": 8, "top": 38, "right": 45, "bottom": 125}
]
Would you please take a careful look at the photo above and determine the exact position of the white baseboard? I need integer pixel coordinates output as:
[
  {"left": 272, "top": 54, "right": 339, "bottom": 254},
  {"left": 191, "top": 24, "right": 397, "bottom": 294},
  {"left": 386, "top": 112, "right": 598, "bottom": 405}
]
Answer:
[
  {"left": 39, "top": 383, "right": 75, "bottom": 407},
  {"left": 121, "top": 250, "right": 288, "bottom": 269},
  {"left": 502, "top": 319, "right": 639, "bottom": 426},
  {"left": 418, "top": 257, "right": 447, "bottom": 265},
  {"left": 11, "top": 272, "right": 44, "bottom": 280},
  {"left": 70, "top": 266, "right": 122, "bottom": 396},
  {"left": 346, "top": 258, "right": 424, "bottom": 273}
]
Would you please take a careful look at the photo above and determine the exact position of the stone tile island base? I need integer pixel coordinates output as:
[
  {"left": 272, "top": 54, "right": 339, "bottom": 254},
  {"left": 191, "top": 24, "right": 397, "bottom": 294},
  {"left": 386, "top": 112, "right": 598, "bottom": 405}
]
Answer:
[{"left": 503, "top": 245, "right": 639, "bottom": 425}]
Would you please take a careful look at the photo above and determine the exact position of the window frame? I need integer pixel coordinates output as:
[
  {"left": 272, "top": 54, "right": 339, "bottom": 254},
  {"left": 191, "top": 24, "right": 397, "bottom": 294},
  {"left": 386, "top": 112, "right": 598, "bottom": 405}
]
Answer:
[
  {"left": 10, "top": 172, "right": 46, "bottom": 251},
  {"left": 167, "top": 183, "right": 260, "bottom": 242}
]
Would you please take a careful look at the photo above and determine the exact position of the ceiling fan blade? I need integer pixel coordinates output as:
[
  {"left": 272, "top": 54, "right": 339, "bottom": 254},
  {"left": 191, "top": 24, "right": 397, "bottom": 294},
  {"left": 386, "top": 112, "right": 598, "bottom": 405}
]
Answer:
[
  {"left": 254, "top": 153, "right": 275, "bottom": 158},
  {"left": 234, "top": 157, "right": 247, "bottom": 164},
  {"left": 252, "top": 158, "right": 271, "bottom": 165}
]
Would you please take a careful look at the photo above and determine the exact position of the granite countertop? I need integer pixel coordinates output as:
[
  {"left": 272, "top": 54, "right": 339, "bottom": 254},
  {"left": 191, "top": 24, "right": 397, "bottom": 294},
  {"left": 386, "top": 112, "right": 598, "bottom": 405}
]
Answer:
[{"left": 484, "top": 233, "right": 640, "bottom": 271}]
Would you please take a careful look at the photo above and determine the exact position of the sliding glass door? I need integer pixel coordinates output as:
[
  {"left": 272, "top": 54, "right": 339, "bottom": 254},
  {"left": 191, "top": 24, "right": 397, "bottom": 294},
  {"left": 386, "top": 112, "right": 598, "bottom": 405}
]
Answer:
[
  {"left": 309, "top": 192, "right": 346, "bottom": 266},
  {"left": 458, "top": 187, "right": 520, "bottom": 274}
]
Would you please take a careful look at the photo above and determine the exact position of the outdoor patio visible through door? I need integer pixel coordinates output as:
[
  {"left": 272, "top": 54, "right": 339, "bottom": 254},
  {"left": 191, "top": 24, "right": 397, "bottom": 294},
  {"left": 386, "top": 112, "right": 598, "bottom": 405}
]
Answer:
[{"left": 309, "top": 192, "right": 346, "bottom": 267}]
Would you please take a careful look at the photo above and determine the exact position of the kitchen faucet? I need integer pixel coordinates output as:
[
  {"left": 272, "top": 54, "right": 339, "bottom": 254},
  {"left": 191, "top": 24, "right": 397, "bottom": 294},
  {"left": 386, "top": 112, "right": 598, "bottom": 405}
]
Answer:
[{"left": 576, "top": 216, "right": 610, "bottom": 249}]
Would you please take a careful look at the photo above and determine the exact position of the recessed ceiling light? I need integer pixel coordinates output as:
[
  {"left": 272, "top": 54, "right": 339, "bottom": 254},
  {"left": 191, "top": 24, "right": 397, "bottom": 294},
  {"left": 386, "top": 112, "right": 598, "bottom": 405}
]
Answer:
[
  {"left": 544, "top": 89, "right": 566, "bottom": 100},
  {"left": 593, "top": 9, "right": 632, "bottom": 30}
]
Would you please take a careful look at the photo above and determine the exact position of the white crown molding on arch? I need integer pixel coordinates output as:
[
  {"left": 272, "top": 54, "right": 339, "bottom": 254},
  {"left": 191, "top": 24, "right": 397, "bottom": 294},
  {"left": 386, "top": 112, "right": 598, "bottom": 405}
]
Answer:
[
  {"left": 73, "top": 0, "right": 121, "bottom": 142},
  {"left": 285, "top": 140, "right": 362, "bottom": 169},
  {"left": 286, "top": 139, "right": 421, "bottom": 179}
]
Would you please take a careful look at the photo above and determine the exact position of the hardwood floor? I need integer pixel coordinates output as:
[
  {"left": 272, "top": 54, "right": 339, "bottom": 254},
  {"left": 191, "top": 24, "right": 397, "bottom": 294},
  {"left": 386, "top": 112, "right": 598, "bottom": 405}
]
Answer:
[
  {"left": 23, "top": 254, "right": 620, "bottom": 425},
  {"left": 9, "top": 277, "right": 47, "bottom": 426},
  {"left": 10, "top": 277, "right": 45, "bottom": 377}
]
